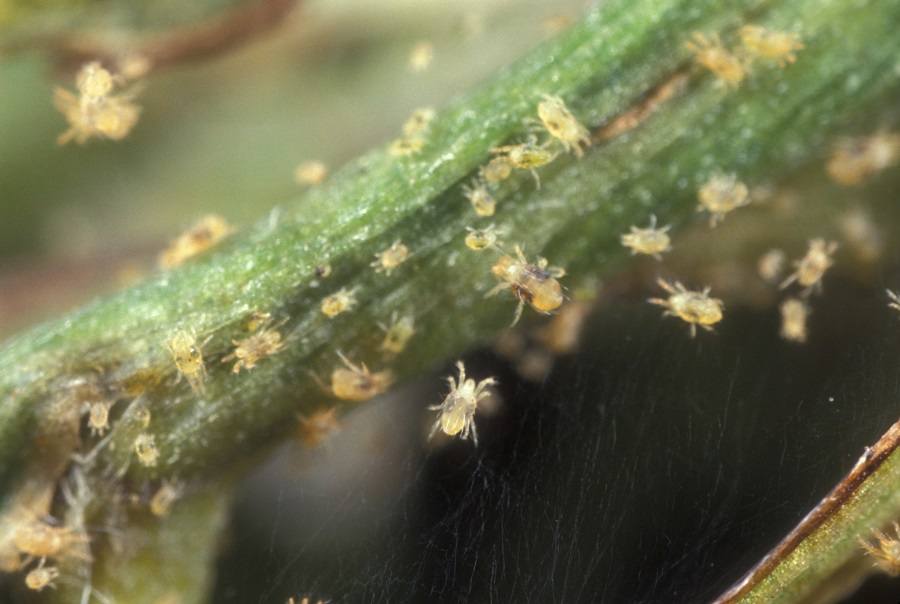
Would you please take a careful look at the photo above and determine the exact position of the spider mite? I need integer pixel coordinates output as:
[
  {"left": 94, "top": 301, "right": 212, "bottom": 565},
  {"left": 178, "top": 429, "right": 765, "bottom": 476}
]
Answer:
[
  {"left": 487, "top": 245, "right": 565, "bottom": 326},
  {"left": 648, "top": 278, "right": 723, "bottom": 337},
  {"left": 428, "top": 361, "right": 497, "bottom": 446}
]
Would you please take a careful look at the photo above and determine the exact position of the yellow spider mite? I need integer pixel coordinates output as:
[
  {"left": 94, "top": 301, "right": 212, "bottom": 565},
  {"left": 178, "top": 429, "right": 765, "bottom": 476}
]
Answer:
[
  {"left": 536, "top": 95, "right": 591, "bottom": 157},
  {"left": 13, "top": 520, "right": 90, "bottom": 563},
  {"left": 402, "top": 107, "right": 436, "bottom": 137},
  {"left": 480, "top": 156, "right": 514, "bottom": 184},
  {"left": 779, "top": 239, "right": 838, "bottom": 295},
  {"left": 779, "top": 298, "right": 809, "bottom": 343},
  {"left": 25, "top": 561, "right": 59, "bottom": 592},
  {"left": 408, "top": 41, "right": 434, "bottom": 73},
  {"left": 54, "top": 61, "right": 142, "bottom": 145},
  {"left": 686, "top": 32, "right": 746, "bottom": 89},
  {"left": 463, "top": 180, "right": 497, "bottom": 217},
  {"left": 169, "top": 330, "right": 208, "bottom": 396},
  {"left": 648, "top": 278, "right": 723, "bottom": 337},
  {"left": 150, "top": 480, "right": 184, "bottom": 517},
  {"left": 490, "top": 137, "right": 558, "bottom": 188},
  {"left": 388, "top": 137, "right": 425, "bottom": 156},
  {"left": 222, "top": 323, "right": 288, "bottom": 373},
  {"left": 87, "top": 401, "right": 110, "bottom": 436},
  {"left": 371, "top": 240, "right": 410, "bottom": 275},
  {"left": 488, "top": 245, "right": 565, "bottom": 326},
  {"left": 159, "top": 214, "right": 234, "bottom": 269},
  {"left": 620, "top": 215, "right": 672, "bottom": 260},
  {"left": 297, "top": 408, "right": 343, "bottom": 448},
  {"left": 757, "top": 249, "right": 786, "bottom": 283},
  {"left": 321, "top": 288, "right": 358, "bottom": 318},
  {"left": 860, "top": 522, "right": 900, "bottom": 576},
  {"left": 826, "top": 131, "right": 900, "bottom": 186},
  {"left": 428, "top": 361, "right": 497, "bottom": 446},
  {"left": 465, "top": 225, "right": 500, "bottom": 251},
  {"left": 134, "top": 433, "right": 160, "bottom": 467},
  {"left": 888, "top": 289, "right": 900, "bottom": 314},
  {"left": 697, "top": 171, "right": 750, "bottom": 227},
  {"left": 294, "top": 161, "right": 328, "bottom": 185},
  {"left": 328, "top": 353, "right": 394, "bottom": 402},
  {"left": 379, "top": 313, "right": 415, "bottom": 356},
  {"left": 738, "top": 25, "right": 804, "bottom": 66}
]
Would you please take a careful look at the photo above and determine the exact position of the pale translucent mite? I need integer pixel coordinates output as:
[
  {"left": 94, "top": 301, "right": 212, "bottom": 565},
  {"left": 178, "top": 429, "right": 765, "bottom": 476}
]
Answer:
[
  {"left": 887, "top": 290, "right": 900, "bottom": 314},
  {"left": 757, "top": 249, "right": 786, "bottom": 283},
  {"left": 697, "top": 171, "right": 750, "bottom": 227},
  {"left": 55, "top": 60, "right": 142, "bottom": 145},
  {"left": 488, "top": 245, "right": 566, "bottom": 326},
  {"left": 620, "top": 215, "right": 672, "bottom": 260},
  {"left": 87, "top": 401, "right": 110, "bottom": 436},
  {"left": 463, "top": 180, "right": 497, "bottom": 217},
  {"left": 244, "top": 310, "right": 272, "bottom": 332},
  {"left": 480, "top": 156, "right": 513, "bottom": 184},
  {"left": 13, "top": 520, "right": 90, "bottom": 563},
  {"left": 115, "top": 53, "right": 153, "bottom": 81},
  {"left": 134, "top": 433, "right": 159, "bottom": 467},
  {"left": 536, "top": 95, "right": 591, "bottom": 157},
  {"left": 388, "top": 137, "right": 425, "bottom": 156},
  {"left": 738, "top": 25, "right": 804, "bottom": 66},
  {"left": 297, "top": 408, "right": 343, "bottom": 448},
  {"left": 402, "top": 107, "right": 436, "bottom": 137},
  {"left": 826, "top": 131, "right": 900, "bottom": 186},
  {"left": 371, "top": 240, "right": 410, "bottom": 275},
  {"left": 321, "top": 287, "right": 358, "bottom": 318},
  {"left": 25, "top": 561, "right": 59, "bottom": 591},
  {"left": 648, "top": 278, "right": 724, "bottom": 337},
  {"left": 150, "top": 480, "right": 184, "bottom": 517},
  {"left": 779, "top": 298, "right": 809, "bottom": 343},
  {"left": 294, "top": 161, "right": 328, "bottom": 185},
  {"left": 159, "top": 214, "right": 234, "bottom": 269},
  {"left": 490, "top": 137, "right": 558, "bottom": 188},
  {"left": 465, "top": 225, "right": 500, "bottom": 251},
  {"left": 779, "top": 239, "right": 838, "bottom": 295},
  {"left": 169, "top": 330, "right": 207, "bottom": 396},
  {"left": 428, "top": 361, "right": 497, "bottom": 446},
  {"left": 685, "top": 32, "right": 745, "bottom": 89},
  {"left": 328, "top": 353, "right": 394, "bottom": 402},
  {"left": 839, "top": 208, "right": 884, "bottom": 264},
  {"left": 288, "top": 597, "right": 326, "bottom": 604},
  {"left": 860, "top": 522, "right": 900, "bottom": 576},
  {"left": 379, "top": 313, "right": 415, "bottom": 356},
  {"left": 222, "top": 322, "right": 288, "bottom": 373},
  {"left": 408, "top": 40, "right": 434, "bottom": 73}
]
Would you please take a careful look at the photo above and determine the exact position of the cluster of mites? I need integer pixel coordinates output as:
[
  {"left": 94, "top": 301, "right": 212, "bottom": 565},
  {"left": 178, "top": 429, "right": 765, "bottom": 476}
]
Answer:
[{"left": 41, "top": 29, "right": 900, "bottom": 591}]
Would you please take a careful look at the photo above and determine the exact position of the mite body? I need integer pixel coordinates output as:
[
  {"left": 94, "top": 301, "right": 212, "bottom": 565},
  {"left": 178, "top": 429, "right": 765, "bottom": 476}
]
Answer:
[
  {"left": 620, "top": 215, "right": 672, "bottom": 259},
  {"left": 860, "top": 522, "right": 900, "bottom": 576},
  {"left": 328, "top": 353, "right": 394, "bottom": 402},
  {"left": 536, "top": 95, "right": 591, "bottom": 157},
  {"left": 463, "top": 180, "right": 497, "bottom": 217},
  {"left": 779, "top": 239, "right": 838, "bottom": 295},
  {"left": 428, "top": 361, "right": 497, "bottom": 446},
  {"left": 169, "top": 330, "right": 208, "bottom": 396},
  {"left": 223, "top": 325, "right": 288, "bottom": 373},
  {"left": 686, "top": 32, "right": 745, "bottom": 89},
  {"left": 648, "top": 278, "right": 723, "bottom": 337},
  {"left": 13, "top": 520, "right": 90, "bottom": 562},
  {"left": 697, "top": 171, "right": 750, "bottom": 226},
  {"left": 490, "top": 137, "right": 558, "bottom": 188},
  {"left": 488, "top": 245, "right": 565, "bottom": 326},
  {"left": 738, "top": 25, "right": 804, "bottom": 66}
]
